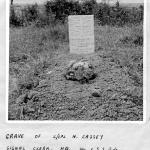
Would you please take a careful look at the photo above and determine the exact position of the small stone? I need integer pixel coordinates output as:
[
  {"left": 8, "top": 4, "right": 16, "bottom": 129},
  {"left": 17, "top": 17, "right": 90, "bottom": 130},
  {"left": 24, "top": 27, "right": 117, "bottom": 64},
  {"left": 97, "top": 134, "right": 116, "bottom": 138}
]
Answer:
[
  {"left": 47, "top": 71, "right": 52, "bottom": 75},
  {"left": 110, "top": 93, "right": 119, "bottom": 100},
  {"left": 26, "top": 107, "right": 35, "bottom": 113},
  {"left": 34, "top": 79, "right": 39, "bottom": 87},
  {"left": 58, "top": 107, "right": 63, "bottom": 110},
  {"left": 81, "top": 106, "right": 86, "bottom": 110},
  {"left": 33, "top": 96, "right": 39, "bottom": 102},
  {"left": 43, "top": 113, "right": 47, "bottom": 117},
  {"left": 91, "top": 89, "right": 101, "bottom": 97},
  {"left": 26, "top": 83, "right": 33, "bottom": 90},
  {"left": 38, "top": 80, "right": 48, "bottom": 88},
  {"left": 94, "top": 87, "right": 100, "bottom": 89},
  {"left": 16, "top": 93, "right": 28, "bottom": 104},
  {"left": 40, "top": 101, "right": 45, "bottom": 107},
  {"left": 28, "top": 91, "right": 39, "bottom": 100},
  {"left": 120, "top": 95, "right": 128, "bottom": 99}
]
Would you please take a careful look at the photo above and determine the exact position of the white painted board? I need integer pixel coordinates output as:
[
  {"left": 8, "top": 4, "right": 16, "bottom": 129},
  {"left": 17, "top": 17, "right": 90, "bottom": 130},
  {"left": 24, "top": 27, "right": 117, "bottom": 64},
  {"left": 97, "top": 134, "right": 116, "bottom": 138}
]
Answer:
[{"left": 68, "top": 15, "right": 95, "bottom": 54}]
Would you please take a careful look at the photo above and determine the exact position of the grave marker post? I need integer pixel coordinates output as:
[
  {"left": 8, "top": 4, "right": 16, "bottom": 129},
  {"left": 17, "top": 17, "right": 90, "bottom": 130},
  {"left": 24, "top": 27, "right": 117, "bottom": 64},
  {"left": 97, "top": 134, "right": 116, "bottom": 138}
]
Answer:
[{"left": 68, "top": 15, "right": 95, "bottom": 54}]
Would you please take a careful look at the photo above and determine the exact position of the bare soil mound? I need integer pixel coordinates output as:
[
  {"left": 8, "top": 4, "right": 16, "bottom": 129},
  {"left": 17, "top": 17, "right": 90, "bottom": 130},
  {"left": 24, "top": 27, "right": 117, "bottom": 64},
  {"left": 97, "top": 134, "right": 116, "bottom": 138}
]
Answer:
[{"left": 9, "top": 51, "right": 143, "bottom": 121}]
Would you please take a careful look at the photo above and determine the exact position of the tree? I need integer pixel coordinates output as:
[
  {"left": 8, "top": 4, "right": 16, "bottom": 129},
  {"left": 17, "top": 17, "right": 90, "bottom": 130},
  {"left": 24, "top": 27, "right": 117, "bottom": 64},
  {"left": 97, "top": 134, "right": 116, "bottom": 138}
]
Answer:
[
  {"left": 102, "top": 0, "right": 112, "bottom": 4},
  {"left": 115, "top": 0, "right": 120, "bottom": 8},
  {"left": 81, "top": 0, "right": 97, "bottom": 15},
  {"left": 139, "top": 5, "right": 144, "bottom": 21},
  {"left": 11, "top": 0, "right": 13, "bottom": 5}
]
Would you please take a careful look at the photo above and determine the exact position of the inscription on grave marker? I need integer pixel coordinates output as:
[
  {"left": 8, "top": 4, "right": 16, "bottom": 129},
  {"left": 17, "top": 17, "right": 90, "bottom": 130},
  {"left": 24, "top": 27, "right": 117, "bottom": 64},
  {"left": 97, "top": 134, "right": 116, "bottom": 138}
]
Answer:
[{"left": 68, "top": 15, "right": 95, "bottom": 54}]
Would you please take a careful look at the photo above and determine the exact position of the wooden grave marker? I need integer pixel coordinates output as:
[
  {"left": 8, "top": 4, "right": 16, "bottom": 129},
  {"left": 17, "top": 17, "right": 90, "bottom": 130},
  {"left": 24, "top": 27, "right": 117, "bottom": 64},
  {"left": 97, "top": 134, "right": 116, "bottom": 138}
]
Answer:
[{"left": 68, "top": 15, "right": 95, "bottom": 54}]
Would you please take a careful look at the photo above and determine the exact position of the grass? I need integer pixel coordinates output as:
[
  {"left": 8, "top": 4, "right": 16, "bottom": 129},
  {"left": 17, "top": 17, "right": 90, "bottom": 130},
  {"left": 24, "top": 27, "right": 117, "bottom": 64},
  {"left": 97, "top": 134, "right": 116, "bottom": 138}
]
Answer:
[{"left": 9, "top": 21, "right": 143, "bottom": 120}]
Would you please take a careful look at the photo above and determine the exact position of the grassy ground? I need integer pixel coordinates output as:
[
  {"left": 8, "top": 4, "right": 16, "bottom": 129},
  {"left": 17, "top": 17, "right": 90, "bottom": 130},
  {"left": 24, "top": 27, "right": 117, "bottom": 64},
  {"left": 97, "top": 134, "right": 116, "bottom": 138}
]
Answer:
[{"left": 9, "top": 22, "right": 143, "bottom": 121}]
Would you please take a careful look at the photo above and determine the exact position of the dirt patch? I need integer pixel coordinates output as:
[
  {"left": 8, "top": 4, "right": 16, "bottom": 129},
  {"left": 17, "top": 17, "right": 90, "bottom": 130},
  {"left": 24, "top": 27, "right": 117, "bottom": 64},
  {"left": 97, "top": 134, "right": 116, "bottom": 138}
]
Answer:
[
  {"left": 8, "top": 24, "right": 143, "bottom": 121},
  {"left": 8, "top": 52, "right": 143, "bottom": 121}
]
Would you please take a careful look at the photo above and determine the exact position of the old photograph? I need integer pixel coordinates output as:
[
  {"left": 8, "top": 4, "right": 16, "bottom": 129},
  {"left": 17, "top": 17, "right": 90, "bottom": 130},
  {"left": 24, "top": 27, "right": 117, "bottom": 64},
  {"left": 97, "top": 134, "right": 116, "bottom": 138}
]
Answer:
[{"left": 8, "top": 0, "right": 144, "bottom": 121}]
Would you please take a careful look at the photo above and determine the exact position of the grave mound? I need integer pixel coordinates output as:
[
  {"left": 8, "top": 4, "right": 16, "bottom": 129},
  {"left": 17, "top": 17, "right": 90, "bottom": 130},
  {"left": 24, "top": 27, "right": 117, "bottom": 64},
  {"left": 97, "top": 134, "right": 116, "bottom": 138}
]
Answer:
[{"left": 65, "top": 59, "right": 96, "bottom": 83}]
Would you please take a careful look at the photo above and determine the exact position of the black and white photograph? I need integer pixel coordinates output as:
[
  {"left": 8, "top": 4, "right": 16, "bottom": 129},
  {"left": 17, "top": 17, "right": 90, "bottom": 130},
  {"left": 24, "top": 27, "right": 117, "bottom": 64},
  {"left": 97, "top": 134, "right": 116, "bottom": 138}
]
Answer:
[{"left": 8, "top": 0, "right": 144, "bottom": 121}]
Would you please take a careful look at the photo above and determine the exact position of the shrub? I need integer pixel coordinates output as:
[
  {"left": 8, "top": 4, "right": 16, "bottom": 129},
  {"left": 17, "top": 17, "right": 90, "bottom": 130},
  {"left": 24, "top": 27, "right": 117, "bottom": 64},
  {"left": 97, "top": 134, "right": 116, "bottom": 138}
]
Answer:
[
  {"left": 10, "top": 6, "right": 23, "bottom": 27},
  {"left": 49, "top": 23, "right": 68, "bottom": 42},
  {"left": 81, "top": 0, "right": 97, "bottom": 15},
  {"left": 35, "top": 12, "right": 55, "bottom": 27},
  {"left": 119, "top": 23, "right": 143, "bottom": 46},
  {"left": 96, "top": 1, "right": 143, "bottom": 26},
  {"left": 10, "top": 4, "right": 39, "bottom": 27},
  {"left": 45, "top": 0, "right": 97, "bottom": 22},
  {"left": 10, "top": 0, "right": 144, "bottom": 27},
  {"left": 22, "top": 4, "right": 39, "bottom": 24},
  {"left": 45, "top": 0, "right": 68, "bottom": 23},
  {"left": 96, "top": 3, "right": 111, "bottom": 25}
]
